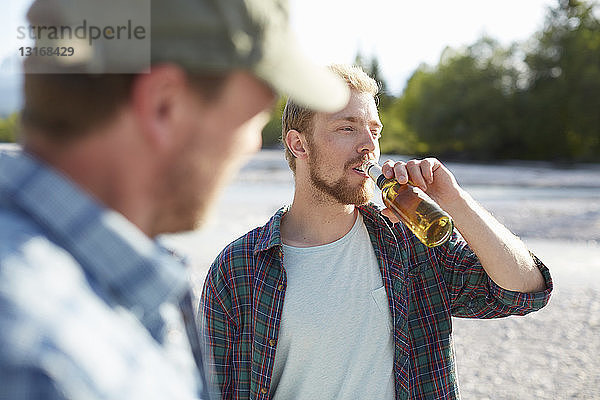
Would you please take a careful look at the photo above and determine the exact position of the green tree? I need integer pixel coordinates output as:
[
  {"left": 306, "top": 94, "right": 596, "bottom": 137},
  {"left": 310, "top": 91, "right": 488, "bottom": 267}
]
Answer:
[
  {"left": 379, "top": 101, "right": 426, "bottom": 156},
  {"left": 385, "top": 0, "right": 600, "bottom": 161},
  {"left": 522, "top": 0, "right": 600, "bottom": 160},
  {"left": 395, "top": 37, "right": 523, "bottom": 160},
  {"left": 354, "top": 52, "right": 393, "bottom": 106},
  {"left": 0, "top": 113, "right": 19, "bottom": 143},
  {"left": 261, "top": 96, "right": 287, "bottom": 147}
]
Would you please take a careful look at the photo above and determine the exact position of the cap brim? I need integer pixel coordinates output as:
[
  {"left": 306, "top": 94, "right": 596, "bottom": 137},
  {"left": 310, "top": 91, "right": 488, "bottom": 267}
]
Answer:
[{"left": 254, "top": 30, "right": 350, "bottom": 113}]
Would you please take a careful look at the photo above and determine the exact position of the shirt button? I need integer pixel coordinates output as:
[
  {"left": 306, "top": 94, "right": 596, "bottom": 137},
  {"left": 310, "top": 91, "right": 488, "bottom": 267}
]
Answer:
[
  {"left": 261, "top": 387, "right": 268, "bottom": 394},
  {"left": 269, "top": 338, "right": 277, "bottom": 346},
  {"left": 277, "top": 284, "right": 285, "bottom": 291}
]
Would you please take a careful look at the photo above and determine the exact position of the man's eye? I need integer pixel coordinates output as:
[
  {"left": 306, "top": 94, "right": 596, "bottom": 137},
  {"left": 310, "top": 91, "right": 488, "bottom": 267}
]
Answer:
[
  {"left": 372, "top": 130, "right": 382, "bottom": 138},
  {"left": 340, "top": 126, "right": 354, "bottom": 132}
]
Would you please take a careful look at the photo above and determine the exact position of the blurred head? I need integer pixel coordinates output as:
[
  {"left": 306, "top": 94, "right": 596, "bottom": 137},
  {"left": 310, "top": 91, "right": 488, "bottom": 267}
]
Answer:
[
  {"left": 23, "top": 67, "right": 276, "bottom": 235},
  {"left": 282, "top": 64, "right": 382, "bottom": 206},
  {"left": 20, "top": 0, "right": 350, "bottom": 235},
  {"left": 147, "top": 69, "right": 276, "bottom": 234}
]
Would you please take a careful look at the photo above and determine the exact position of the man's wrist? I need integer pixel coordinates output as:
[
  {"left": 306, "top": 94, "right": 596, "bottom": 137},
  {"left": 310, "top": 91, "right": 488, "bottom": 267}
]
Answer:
[{"left": 437, "top": 186, "right": 470, "bottom": 216}]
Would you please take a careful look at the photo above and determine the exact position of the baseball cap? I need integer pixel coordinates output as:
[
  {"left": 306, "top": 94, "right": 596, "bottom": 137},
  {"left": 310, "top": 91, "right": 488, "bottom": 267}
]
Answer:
[{"left": 23, "top": 0, "right": 350, "bottom": 113}]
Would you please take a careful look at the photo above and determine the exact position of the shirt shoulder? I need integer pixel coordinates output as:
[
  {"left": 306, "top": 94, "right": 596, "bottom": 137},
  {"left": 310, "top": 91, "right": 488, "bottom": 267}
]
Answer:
[
  {"left": 204, "top": 212, "right": 284, "bottom": 306},
  {"left": 212, "top": 226, "right": 262, "bottom": 267},
  {"left": 0, "top": 207, "right": 43, "bottom": 248},
  {"left": 0, "top": 208, "right": 86, "bottom": 354},
  {"left": 0, "top": 209, "right": 90, "bottom": 391},
  {"left": 210, "top": 209, "right": 284, "bottom": 272},
  {"left": 0, "top": 210, "right": 199, "bottom": 399},
  {"left": 0, "top": 209, "right": 81, "bottom": 294}
]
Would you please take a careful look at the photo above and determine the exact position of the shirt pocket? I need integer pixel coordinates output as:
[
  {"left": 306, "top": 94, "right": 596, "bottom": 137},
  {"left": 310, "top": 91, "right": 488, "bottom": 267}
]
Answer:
[{"left": 370, "top": 286, "right": 393, "bottom": 332}]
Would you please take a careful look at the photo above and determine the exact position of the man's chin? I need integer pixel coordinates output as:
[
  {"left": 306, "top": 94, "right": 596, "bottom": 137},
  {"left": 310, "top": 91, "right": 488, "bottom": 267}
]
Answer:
[
  {"left": 338, "top": 186, "right": 374, "bottom": 206},
  {"left": 350, "top": 193, "right": 373, "bottom": 207},
  {"left": 150, "top": 218, "right": 198, "bottom": 237},
  {"left": 353, "top": 196, "right": 372, "bottom": 206},
  {"left": 353, "top": 183, "right": 375, "bottom": 205},
  {"left": 149, "top": 198, "right": 213, "bottom": 237}
]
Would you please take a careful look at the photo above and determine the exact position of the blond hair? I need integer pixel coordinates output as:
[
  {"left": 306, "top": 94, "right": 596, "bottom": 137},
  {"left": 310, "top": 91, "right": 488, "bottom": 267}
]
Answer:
[{"left": 281, "top": 64, "right": 379, "bottom": 172}]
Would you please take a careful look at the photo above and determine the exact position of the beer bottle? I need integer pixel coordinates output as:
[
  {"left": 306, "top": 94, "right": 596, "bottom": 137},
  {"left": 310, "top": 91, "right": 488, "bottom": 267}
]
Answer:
[{"left": 363, "top": 160, "right": 453, "bottom": 247}]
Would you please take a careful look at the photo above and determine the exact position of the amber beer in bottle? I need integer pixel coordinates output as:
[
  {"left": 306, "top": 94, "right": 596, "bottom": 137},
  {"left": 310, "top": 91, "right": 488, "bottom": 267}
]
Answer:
[{"left": 363, "top": 160, "right": 454, "bottom": 247}]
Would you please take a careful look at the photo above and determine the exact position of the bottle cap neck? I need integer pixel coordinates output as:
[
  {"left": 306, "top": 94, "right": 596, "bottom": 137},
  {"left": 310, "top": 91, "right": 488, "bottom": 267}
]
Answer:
[{"left": 362, "top": 160, "right": 387, "bottom": 188}]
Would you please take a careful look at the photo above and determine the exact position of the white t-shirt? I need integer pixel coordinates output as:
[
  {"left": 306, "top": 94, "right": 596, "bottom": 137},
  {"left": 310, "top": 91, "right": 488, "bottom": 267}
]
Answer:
[{"left": 271, "top": 213, "right": 395, "bottom": 400}]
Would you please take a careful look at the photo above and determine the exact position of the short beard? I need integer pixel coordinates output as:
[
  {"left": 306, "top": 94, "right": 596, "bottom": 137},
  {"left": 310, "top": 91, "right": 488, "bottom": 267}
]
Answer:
[
  {"left": 306, "top": 141, "right": 374, "bottom": 206},
  {"left": 149, "top": 140, "right": 207, "bottom": 237}
]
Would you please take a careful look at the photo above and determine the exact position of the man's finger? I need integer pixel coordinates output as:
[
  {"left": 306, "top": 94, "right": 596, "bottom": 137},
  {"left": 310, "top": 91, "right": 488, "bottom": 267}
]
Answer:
[
  {"left": 393, "top": 162, "right": 409, "bottom": 184},
  {"left": 381, "top": 160, "right": 396, "bottom": 179},
  {"left": 406, "top": 160, "right": 427, "bottom": 190},
  {"left": 420, "top": 159, "right": 435, "bottom": 184}
]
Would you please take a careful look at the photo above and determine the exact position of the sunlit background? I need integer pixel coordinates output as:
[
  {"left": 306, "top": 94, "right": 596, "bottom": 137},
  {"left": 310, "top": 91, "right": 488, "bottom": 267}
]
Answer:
[{"left": 0, "top": 0, "right": 557, "bottom": 112}]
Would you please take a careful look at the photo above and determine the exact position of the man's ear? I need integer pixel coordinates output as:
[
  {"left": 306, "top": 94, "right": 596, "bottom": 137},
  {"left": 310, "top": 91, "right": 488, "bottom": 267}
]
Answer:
[
  {"left": 285, "top": 129, "right": 309, "bottom": 160},
  {"left": 130, "top": 64, "right": 189, "bottom": 150}
]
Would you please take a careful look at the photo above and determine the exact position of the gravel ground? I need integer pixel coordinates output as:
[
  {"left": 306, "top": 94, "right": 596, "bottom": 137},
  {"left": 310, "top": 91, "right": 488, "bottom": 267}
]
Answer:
[
  {"left": 163, "top": 150, "right": 600, "bottom": 399},
  {"left": 453, "top": 239, "right": 600, "bottom": 400}
]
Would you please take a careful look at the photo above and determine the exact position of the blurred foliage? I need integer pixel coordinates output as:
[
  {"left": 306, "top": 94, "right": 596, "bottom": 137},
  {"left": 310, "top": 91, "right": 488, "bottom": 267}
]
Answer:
[
  {"left": 397, "top": 38, "right": 524, "bottom": 160},
  {"left": 261, "top": 96, "right": 286, "bottom": 148},
  {"left": 261, "top": 0, "right": 600, "bottom": 161},
  {"left": 0, "top": 113, "right": 18, "bottom": 143},
  {"left": 521, "top": 0, "right": 600, "bottom": 161}
]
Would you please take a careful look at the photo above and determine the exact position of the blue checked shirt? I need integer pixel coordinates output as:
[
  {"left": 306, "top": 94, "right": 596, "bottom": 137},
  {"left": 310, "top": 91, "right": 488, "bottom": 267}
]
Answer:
[{"left": 0, "top": 148, "right": 208, "bottom": 399}]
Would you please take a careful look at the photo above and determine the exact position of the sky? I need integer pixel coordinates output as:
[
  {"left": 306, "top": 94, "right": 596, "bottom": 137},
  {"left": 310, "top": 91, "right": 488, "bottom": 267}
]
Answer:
[
  {"left": 288, "top": 0, "right": 557, "bottom": 93},
  {"left": 1, "top": 0, "right": 557, "bottom": 95}
]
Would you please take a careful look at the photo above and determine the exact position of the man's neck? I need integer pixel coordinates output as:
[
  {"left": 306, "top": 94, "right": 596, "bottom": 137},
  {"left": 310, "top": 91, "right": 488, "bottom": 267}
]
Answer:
[
  {"left": 24, "top": 129, "right": 159, "bottom": 238},
  {"left": 280, "top": 186, "right": 358, "bottom": 247}
]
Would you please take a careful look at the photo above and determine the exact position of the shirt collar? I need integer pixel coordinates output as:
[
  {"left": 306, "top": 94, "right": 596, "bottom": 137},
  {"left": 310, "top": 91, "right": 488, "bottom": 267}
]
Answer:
[
  {"left": 0, "top": 149, "right": 189, "bottom": 320},
  {"left": 252, "top": 203, "right": 386, "bottom": 254},
  {"left": 253, "top": 206, "right": 287, "bottom": 254}
]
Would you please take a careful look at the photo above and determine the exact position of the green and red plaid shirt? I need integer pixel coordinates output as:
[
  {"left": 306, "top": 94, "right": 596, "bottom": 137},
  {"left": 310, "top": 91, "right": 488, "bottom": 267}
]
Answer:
[{"left": 200, "top": 203, "right": 552, "bottom": 400}]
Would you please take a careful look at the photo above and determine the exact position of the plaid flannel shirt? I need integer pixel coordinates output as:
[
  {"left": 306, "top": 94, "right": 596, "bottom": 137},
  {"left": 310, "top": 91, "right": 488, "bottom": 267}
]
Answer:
[{"left": 200, "top": 204, "right": 552, "bottom": 400}]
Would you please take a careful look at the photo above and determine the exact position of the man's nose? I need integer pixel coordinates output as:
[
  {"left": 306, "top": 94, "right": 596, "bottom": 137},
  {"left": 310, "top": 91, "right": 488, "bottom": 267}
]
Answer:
[{"left": 359, "top": 128, "right": 377, "bottom": 153}]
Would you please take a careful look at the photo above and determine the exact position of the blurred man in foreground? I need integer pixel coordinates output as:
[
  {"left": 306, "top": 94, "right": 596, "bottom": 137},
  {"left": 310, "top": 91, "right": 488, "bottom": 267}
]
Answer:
[
  {"left": 0, "top": 0, "right": 349, "bottom": 398},
  {"left": 200, "top": 65, "right": 552, "bottom": 399}
]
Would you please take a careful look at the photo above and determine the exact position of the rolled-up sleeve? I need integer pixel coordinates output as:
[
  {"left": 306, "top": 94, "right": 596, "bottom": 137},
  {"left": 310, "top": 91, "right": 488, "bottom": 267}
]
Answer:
[
  {"left": 485, "top": 253, "right": 552, "bottom": 313},
  {"left": 435, "top": 231, "right": 553, "bottom": 318}
]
